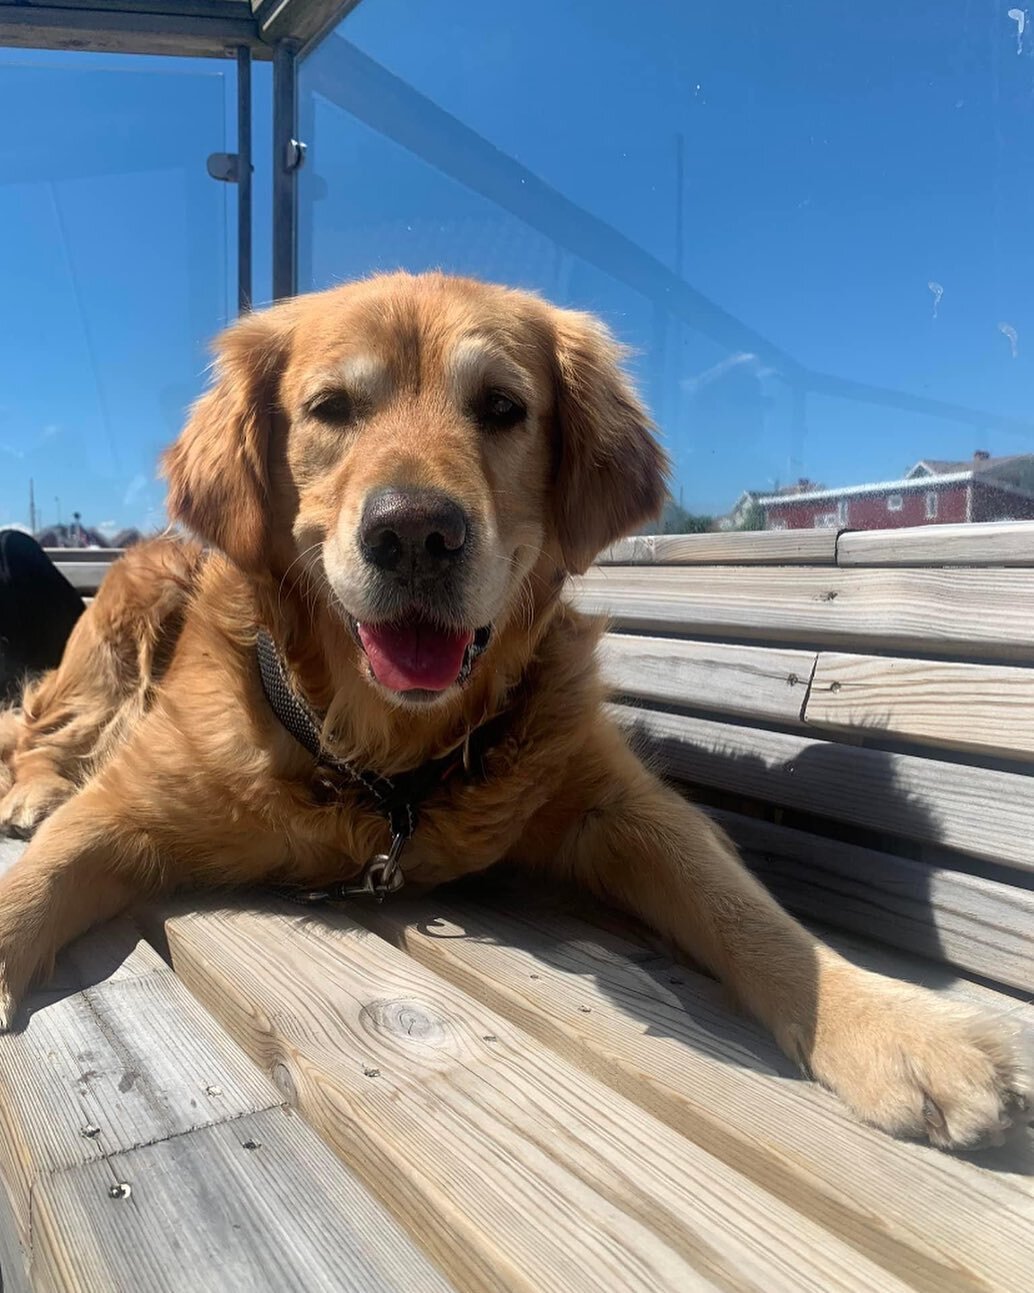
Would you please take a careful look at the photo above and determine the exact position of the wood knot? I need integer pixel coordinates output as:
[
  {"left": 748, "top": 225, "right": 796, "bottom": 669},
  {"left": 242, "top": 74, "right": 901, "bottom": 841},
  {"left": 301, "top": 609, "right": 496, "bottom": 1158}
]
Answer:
[{"left": 360, "top": 999, "right": 447, "bottom": 1045}]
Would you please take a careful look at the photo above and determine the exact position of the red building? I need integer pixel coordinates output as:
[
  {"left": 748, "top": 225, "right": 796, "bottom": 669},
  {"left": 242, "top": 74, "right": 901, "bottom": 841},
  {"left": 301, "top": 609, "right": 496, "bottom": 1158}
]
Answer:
[{"left": 759, "top": 452, "right": 1034, "bottom": 531}]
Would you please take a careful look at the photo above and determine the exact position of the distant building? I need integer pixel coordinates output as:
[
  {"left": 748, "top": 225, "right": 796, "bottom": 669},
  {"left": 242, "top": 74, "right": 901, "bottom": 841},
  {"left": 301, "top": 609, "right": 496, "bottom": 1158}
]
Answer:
[
  {"left": 758, "top": 452, "right": 1034, "bottom": 530},
  {"left": 717, "top": 480, "right": 824, "bottom": 531}
]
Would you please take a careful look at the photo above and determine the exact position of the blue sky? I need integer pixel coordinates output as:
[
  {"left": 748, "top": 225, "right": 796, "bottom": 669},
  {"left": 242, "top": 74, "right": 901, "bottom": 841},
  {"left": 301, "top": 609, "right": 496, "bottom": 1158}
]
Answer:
[{"left": 3, "top": 0, "right": 1034, "bottom": 532}]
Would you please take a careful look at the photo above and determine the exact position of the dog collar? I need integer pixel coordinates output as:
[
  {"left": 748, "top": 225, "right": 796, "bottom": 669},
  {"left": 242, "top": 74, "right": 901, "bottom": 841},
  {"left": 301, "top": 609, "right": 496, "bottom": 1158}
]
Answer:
[{"left": 255, "top": 628, "right": 515, "bottom": 901}]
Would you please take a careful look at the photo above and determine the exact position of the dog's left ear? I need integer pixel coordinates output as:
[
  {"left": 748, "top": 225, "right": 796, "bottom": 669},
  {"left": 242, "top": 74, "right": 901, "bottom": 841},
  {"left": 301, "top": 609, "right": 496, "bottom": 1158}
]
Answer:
[
  {"left": 550, "top": 308, "right": 669, "bottom": 575},
  {"left": 162, "top": 305, "right": 294, "bottom": 572}
]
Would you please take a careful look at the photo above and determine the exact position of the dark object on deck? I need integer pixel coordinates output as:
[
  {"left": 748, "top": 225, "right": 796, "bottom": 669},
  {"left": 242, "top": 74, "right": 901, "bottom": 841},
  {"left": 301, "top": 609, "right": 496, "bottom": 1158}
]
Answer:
[{"left": 0, "top": 530, "right": 83, "bottom": 703}]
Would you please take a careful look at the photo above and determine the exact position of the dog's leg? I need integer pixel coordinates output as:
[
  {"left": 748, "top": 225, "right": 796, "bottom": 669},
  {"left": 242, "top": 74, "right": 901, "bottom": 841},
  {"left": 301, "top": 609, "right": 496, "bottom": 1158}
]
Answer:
[
  {"left": 543, "top": 728, "right": 1032, "bottom": 1150},
  {"left": 0, "top": 786, "right": 163, "bottom": 1027}
]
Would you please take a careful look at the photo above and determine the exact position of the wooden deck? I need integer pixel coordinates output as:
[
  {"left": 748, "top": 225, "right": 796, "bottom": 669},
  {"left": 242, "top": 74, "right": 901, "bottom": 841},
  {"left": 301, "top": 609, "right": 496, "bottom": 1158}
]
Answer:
[
  {"left": 6, "top": 521, "right": 1033, "bottom": 1290},
  {"left": 1, "top": 833, "right": 1031, "bottom": 1292}
]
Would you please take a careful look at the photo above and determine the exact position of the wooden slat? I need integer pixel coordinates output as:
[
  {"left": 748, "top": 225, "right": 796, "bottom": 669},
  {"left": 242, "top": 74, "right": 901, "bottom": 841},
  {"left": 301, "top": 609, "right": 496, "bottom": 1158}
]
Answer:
[
  {"left": 355, "top": 893, "right": 1034, "bottom": 1293},
  {"left": 712, "top": 810, "right": 1034, "bottom": 994},
  {"left": 31, "top": 1108, "right": 452, "bottom": 1293},
  {"left": 599, "top": 636, "right": 813, "bottom": 724},
  {"left": 0, "top": 3, "right": 267, "bottom": 57},
  {"left": 0, "top": 898, "right": 440, "bottom": 1291},
  {"left": 838, "top": 520, "right": 1034, "bottom": 568},
  {"left": 805, "top": 652, "right": 1034, "bottom": 762},
  {"left": 52, "top": 562, "right": 113, "bottom": 593},
  {"left": 42, "top": 548, "right": 123, "bottom": 564},
  {"left": 165, "top": 901, "right": 921, "bottom": 1293},
  {"left": 611, "top": 704, "right": 1034, "bottom": 872},
  {"left": 575, "top": 567, "right": 1034, "bottom": 661},
  {"left": 598, "top": 530, "right": 838, "bottom": 566}
]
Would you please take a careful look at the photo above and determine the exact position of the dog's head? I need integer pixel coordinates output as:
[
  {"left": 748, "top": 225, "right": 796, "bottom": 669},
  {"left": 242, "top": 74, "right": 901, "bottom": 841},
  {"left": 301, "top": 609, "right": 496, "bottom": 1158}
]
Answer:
[{"left": 164, "top": 273, "right": 667, "bottom": 706}]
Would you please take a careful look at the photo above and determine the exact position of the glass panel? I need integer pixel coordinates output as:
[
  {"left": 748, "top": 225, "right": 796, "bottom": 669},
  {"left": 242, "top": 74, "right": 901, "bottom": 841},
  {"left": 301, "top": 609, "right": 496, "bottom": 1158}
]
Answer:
[
  {"left": 0, "top": 50, "right": 234, "bottom": 545},
  {"left": 299, "top": 0, "right": 1034, "bottom": 532}
]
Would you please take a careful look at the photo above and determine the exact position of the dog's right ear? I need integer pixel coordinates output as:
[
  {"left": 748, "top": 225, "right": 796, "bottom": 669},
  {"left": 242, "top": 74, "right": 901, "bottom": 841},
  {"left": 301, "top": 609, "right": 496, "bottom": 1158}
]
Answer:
[{"left": 162, "top": 306, "right": 294, "bottom": 572}]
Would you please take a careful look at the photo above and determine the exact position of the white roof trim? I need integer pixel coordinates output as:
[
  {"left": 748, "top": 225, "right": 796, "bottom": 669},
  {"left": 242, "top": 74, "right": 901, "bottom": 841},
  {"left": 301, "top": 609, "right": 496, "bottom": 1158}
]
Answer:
[{"left": 760, "top": 472, "right": 973, "bottom": 506}]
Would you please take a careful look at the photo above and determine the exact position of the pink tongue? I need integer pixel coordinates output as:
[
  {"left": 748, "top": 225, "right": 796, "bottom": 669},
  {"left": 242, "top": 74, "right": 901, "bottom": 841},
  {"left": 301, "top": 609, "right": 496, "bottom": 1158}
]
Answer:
[{"left": 358, "top": 620, "right": 474, "bottom": 692}]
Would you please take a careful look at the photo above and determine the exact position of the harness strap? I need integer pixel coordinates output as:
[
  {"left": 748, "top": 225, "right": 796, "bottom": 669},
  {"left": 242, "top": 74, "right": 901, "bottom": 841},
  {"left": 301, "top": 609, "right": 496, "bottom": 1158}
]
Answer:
[{"left": 255, "top": 627, "right": 516, "bottom": 900}]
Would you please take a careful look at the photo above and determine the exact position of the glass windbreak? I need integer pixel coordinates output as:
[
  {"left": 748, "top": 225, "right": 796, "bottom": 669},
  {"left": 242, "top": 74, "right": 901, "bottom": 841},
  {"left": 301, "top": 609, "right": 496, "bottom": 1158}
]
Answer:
[
  {"left": 0, "top": 51, "right": 234, "bottom": 546},
  {"left": 298, "top": 0, "right": 1034, "bottom": 533}
]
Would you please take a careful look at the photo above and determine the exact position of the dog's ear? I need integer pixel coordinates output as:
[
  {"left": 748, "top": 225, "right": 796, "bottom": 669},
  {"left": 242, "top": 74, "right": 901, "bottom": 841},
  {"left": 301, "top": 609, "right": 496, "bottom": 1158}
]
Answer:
[
  {"left": 162, "top": 307, "right": 294, "bottom": 572},
  {"left": 550, "top": 308, "right": 669, "bottom": 575}
]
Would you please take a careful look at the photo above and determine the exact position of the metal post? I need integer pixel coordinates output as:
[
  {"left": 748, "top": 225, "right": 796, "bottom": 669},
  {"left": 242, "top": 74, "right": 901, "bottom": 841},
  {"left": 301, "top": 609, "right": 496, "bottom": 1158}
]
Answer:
[
  {"left": 273, "top": 40, "right": 302, "bottom": 300},
  {"left": 236, "top": 46, "right": 253, "bottom": 314}
]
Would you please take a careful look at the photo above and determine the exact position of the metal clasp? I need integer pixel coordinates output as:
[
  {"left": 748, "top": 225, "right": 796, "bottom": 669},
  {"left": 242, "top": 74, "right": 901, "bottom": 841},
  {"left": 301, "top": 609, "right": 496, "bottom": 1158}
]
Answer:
[
  {"left": 280, "top": 833, "right": 407, "bottom": 906},
  {"left": 348, "top": 833, "right": 407, "bottom": 902}
]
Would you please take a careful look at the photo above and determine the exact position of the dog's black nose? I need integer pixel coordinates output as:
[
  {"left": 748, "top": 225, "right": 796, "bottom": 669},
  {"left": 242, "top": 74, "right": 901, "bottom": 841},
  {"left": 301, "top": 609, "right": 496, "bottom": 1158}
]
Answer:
[{"left": 360, "top": 488, "right": 469, "bottom": 573}]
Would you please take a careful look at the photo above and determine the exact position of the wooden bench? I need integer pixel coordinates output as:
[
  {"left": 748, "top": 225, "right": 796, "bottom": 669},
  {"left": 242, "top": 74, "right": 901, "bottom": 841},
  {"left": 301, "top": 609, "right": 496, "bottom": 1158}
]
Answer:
[{"left": 1, "top": 520, "right": 1030, "bottom": 1291}]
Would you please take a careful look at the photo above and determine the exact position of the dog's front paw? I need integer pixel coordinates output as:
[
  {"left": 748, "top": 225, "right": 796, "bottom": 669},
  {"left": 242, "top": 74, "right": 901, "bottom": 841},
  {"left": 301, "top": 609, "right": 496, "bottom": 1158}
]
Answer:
[
  {"left": 808, "top": 972, "right": 1032, "bottom": 1150},
  {"left": 0, "top": 774, "right": 74, "bottom": 838}
]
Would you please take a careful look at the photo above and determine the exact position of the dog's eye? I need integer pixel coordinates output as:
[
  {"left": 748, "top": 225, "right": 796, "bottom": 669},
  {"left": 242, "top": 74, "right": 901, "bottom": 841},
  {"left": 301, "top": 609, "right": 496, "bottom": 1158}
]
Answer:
[
  {"left": 309, "top": 391, "right": 355, "bottom": 424},
  {"left": 475, "top": 389, "right": 526, "bottom": 430}
]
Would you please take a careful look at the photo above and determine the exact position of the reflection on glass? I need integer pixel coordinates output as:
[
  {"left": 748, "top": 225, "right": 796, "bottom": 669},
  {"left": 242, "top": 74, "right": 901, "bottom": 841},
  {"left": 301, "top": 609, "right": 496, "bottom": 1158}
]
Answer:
[
  {"left": 0, "top": 52, "right": 232, "bottom": 545},
  {"left": 299, "top": 0, "right": 1034, "bottom": 532}
]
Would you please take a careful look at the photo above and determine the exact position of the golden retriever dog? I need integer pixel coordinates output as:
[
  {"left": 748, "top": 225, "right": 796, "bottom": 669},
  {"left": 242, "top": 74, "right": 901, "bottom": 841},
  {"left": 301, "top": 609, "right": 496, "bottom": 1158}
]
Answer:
[{"left": 0, "top": 272, "right": 1029, "bottom": 1150}]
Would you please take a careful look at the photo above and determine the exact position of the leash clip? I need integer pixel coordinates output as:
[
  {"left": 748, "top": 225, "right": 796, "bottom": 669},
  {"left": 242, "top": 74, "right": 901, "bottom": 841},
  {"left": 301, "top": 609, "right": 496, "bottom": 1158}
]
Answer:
[
  {"left": 282, "top": 832, "right": 407, "bottom": 906},
  {"left": 349, "top": 832, "right": 407, "bottom": 902}
]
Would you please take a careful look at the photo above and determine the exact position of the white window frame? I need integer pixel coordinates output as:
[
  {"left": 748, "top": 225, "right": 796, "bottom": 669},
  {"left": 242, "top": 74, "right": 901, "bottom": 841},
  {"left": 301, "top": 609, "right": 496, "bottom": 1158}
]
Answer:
[
  {"left": 925, "top": 491, "right": 938, "bottom": 519},
  {"left": 887, "top": 494, "right": 904, "bottom": 512},
  {"left": 815, "top": 511, "right": 838, "bottom": 528}
]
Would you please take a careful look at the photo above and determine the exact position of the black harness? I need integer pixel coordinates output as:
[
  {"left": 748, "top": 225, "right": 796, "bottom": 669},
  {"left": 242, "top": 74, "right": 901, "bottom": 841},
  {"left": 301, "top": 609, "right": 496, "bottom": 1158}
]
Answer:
[{"left": 256, "top": 629, "right": 515, "bottom": 901}]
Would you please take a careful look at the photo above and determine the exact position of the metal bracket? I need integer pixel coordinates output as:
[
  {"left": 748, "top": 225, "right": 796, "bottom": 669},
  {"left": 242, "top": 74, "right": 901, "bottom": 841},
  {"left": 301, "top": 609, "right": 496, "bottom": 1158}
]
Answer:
[
  {"left": 207, "top": 152, "right": 241, "bottom": 183},
  {"left": 284, "top": 138, "right": 308, "bottom": 172}
]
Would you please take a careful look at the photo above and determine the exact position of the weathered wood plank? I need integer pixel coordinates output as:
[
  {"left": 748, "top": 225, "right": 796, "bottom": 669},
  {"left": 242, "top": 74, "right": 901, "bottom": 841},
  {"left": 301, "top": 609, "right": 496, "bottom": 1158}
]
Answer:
[
  {"left": 611, "top": 704, "right": 1034, "bottom": 872},
  {"left": 356, "top": 893, "right": 1034, "bottom": 1292},
  {"left": 51, "top": 562, "right": 112, "bottom": 593},
  {"left": 165, "top": 901, "right": 918, "bottom": 1293},
  {"left": 575, "top": 567, "right": 1034, "bottom": 661},
  {"left": 838, "top": 520, "right": 1034, "bottom": 568},
  {"left": 0, "top": 958, "right": 280, "bottom": 1251},
  {"left": 42, "top": 548, "right": 122, "bottom": 564},
  {"left": 0, "top": 902, "right": 443, "bottom": 1292},
  {"left": 31, "top": 1108, "right": 452, "bottom": 1293},
  {"left": 0, "top": 4, "right": 268, "bottom": 59},
  {"left": 712, "top": 810, "right": 1034, "bottom": 994},
  {"left": 598, "top": 530, "right": 838, "bottom": 566},
  {"left": 599, "top": 636, "right": 814, "bottom": 724},
  {"left": 804, "top": 652, "right": 1034, "bottom": 761}
]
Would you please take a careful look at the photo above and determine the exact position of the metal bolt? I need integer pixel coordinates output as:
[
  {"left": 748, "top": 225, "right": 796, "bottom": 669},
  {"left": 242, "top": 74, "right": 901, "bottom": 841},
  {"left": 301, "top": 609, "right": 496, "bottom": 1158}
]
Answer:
[
  {"left": 242, "top": 1140, "right": 262, "bottom": 1151},
  {"left": 80, "top": 1124, "right": 101, "bottom": 1139},
  {"left": 362, "top": 1067, "right": 380, "bottom": 1079},
  {"left": 108, "top": 1183, "right": 132, "bottom": 1200}
]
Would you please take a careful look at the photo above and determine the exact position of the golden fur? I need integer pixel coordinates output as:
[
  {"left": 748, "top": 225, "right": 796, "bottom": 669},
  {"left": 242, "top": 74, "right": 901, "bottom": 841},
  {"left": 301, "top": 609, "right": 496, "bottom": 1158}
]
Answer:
[{"left": 1, "top": 272, "right": 1029, "bottom": 1150}]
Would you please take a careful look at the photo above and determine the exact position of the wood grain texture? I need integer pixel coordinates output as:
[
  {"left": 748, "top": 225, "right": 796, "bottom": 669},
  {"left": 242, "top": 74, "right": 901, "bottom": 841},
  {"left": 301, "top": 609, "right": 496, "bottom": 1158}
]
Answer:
[
  {"left": 0, "top": 964, "right": 281, "bottom": 1250},
  {"left": 597, "top": 530, "right": 838, "bottom": 566},
  {"left": 574, "top": 567, "right": 1034, "bottom": 661},
  {"left": 356, "top": 893, "right": 1034, "bottom": 1293},
  {"left": 31, "top": 1108, "right": 452, "bottom": 1293},
  {"left": 165, "top": 901, "right": 918, "bottom": 1293},
  {"left": 712, "top": 810, "right": 1034, "bottom": 994},
  {"left": 599, "top": 635, "right": 814, "bottom": 723},
  {"left": 804, "top": 651, "right": 1034, "bottom": 761},
  {"left": 0, "top": 912, "right": 441, "bottom": 1292},
  {"left": 611, "top": 704, "right": 1034, "bottom": 872},
  {"left": 838, "top": 520, "right": 1034, "bottom": 568}
]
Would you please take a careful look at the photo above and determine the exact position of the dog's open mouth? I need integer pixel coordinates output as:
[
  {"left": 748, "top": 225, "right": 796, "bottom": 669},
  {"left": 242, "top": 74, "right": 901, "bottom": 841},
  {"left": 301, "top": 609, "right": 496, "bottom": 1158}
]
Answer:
[{"left": 353, "top": 618, "right": 492, "bottom": 694}]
